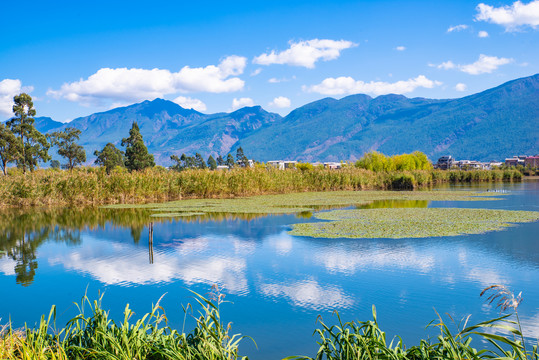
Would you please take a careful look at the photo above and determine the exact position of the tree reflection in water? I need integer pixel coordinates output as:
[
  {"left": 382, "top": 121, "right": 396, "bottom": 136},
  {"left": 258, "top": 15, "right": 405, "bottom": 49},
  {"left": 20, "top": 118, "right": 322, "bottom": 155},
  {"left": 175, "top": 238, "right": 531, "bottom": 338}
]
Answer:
[{"left": 0, "top": 207, "right": 278, "bottom": 286}]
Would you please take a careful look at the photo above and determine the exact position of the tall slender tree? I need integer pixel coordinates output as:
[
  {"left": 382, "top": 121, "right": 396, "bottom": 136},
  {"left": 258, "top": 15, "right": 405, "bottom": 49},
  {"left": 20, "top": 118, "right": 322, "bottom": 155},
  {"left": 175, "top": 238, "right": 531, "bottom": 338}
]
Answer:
[
  {"left": 216, "top": 155, "right": 225, "bottom": 166},
  {"left": 7, "top": 93, "right": 50, "bottom": 172},
  {"left": 195, "top": 153, "right": 207, "bottom": 169},
  {"left": 49, "top": 127, "right": 86, "bottom": 171},
  {"left": 226, "top": 154, "right": 235, "bottom": 168},
  {"left": 121, "top": 122, "right": 155, "bottom": 171},
  {"left": 0, "top": 123, "right": 21, "bottom": 175},
  {"left": 207, "top": 155, "right": 217, "bottom": 170},
  {"left": 236, "top": 147, "right": 248, "bottom": 167}
]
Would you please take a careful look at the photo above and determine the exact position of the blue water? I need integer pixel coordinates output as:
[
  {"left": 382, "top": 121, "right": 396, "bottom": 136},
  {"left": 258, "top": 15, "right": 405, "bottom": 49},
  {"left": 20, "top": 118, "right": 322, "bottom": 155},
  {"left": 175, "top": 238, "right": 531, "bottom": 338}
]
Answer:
[{"left": 1, "top": 181, "right": 538, "bottom": 359}]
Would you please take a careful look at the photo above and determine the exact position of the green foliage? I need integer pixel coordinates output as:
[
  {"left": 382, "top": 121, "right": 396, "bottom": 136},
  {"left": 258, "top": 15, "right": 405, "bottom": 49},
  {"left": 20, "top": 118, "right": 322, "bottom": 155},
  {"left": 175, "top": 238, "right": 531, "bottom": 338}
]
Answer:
[
  {"left": 216, "top": 155, "right": 225, "bottom": 166},
  {"left": 0, "top": 289, "right": 250, "bottom": 360},
  {"left": 0, "top": 167, "right": 522, "bottom": 207},
  {"left": 207, "top": 155, "right": 218, "bottom": 170},
  {"left": 50, "top": 160, "right": 61, "bottom": 169},
  {"left": 296, "top": 163, "right": 314, "bottom": 171},
  {"left": 171, "top": 153, "right": 209, "bottom": 171},
  {"left": 2, "top": 286, "right": 538, "bottom": 360},
  {"left": 0, "top": 123, "right": 21, "bottom": 175},
  {"left": 94, "top": 143, "right": 125, "bottom": 174},
  {"left": 236, "top": 146, "right": 249, "bottom": 167},
  {"left": 121, "top": 122, "right": 155, "bottom": 171},
  {"left": 6, "top": 93, "right": 50, "bottom": 173},
  {"left": 356, "top": 151, "right": 432, "bottom": 172},
  {"left": 195, "top": 153, "right": 207, "bottom": 169},
  {"left": 226, "top": 154, "right": 235, "bottom": 168},
  {"left": 49, "top": 127, "right": 86, "bottom": 170}
]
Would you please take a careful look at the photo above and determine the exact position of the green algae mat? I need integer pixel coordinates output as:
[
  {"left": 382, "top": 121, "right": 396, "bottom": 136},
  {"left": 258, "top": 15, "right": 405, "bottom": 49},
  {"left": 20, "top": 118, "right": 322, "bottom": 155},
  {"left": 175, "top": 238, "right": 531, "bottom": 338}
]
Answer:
[
  {"left": 106, "top": 190, "right": 502, "bottom": 217},
  {"left": 289, "top": 208, "right": 539, "bottom": 239}
]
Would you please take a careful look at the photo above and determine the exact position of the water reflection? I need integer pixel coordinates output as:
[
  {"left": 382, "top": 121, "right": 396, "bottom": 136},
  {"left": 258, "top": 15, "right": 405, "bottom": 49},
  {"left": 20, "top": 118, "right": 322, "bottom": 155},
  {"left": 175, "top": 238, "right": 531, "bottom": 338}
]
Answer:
[
  {"left": 0, "top": 207, "right": 155, "bottom": 285},
  {"left": 0, "top": 182, "right": 538, "bottom": 360},
  {"left": 259, "top": 279, "right": 354, "bottom": 311},
  {"left": 357, "top": 199, "right": 429, "bottom": 209}
]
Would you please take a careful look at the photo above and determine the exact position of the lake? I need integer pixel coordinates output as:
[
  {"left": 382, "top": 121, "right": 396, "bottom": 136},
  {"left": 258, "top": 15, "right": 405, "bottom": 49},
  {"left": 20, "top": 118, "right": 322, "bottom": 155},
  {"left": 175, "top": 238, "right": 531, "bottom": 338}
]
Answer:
[{"left": 1, "top": 180, "right": 538, "bottom": 359}]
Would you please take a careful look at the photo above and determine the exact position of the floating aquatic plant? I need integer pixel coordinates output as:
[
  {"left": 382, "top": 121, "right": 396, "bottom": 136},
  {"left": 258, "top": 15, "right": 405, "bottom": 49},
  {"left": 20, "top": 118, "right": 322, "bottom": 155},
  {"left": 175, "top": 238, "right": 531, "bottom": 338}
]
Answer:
[
  {"left": 107, "top": 190, "right": 503, "bottom": 218},
  {"left": 289, "top": 208, "right": 539, "bottom": 239}
]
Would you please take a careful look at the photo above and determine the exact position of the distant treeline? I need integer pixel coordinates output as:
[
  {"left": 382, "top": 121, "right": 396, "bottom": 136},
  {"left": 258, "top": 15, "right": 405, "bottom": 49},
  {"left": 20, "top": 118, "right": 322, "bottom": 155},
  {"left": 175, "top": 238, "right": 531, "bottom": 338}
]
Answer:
[{"left": 0, "top": 166, "right": 522, "bottom": 207}]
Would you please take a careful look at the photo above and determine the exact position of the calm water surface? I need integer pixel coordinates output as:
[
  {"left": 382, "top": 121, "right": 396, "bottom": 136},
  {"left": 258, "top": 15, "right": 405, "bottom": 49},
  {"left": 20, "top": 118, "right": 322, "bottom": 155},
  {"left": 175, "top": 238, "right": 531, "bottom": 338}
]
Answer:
[{"left": 1, "top": 181, "right": 538, "bottom": 359}]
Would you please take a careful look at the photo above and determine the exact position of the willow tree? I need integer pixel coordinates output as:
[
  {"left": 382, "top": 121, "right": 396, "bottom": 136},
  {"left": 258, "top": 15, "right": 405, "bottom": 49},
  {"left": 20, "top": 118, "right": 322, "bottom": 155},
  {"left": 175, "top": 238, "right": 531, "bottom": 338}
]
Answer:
[
  {"left": 121, "top": 122, "right": 155, "bottom": 171},
  {"left": 7, "top": 93, "right": 50, "bottom": 172}
]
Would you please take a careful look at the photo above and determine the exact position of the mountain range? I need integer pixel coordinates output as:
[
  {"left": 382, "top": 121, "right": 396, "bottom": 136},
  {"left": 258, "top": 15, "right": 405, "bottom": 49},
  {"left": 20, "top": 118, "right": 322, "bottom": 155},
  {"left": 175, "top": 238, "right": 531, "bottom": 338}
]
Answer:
[{"left": 9, "top": 74, "right": 539, "bottom": 165}]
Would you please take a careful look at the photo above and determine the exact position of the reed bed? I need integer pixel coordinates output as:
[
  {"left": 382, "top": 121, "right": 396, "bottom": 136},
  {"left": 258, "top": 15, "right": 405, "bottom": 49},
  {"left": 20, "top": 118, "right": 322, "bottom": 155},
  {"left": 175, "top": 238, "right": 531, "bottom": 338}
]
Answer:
[{"left": 0, "top": 167, "right": 522, "bottom": 208}]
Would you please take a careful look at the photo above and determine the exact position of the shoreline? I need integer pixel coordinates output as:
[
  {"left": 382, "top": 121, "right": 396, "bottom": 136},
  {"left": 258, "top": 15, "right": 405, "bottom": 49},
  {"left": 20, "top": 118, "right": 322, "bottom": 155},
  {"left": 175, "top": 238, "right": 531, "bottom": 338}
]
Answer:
[{"left": 0, "top": 167, "right": 523, "bottom": 208}]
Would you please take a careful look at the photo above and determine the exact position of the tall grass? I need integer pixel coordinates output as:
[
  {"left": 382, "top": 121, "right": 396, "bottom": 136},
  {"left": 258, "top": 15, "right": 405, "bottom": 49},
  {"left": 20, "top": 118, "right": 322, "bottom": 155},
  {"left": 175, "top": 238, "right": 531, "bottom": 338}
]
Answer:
[
  {"left": 2, "top": 286, "right": 537, "bottom": 360},
  {"left": 0, "top": 167, "right": 522, "bottom": 207},
  {"left": 290, "top": 285, "right": 538, "bottom": 360},
  {"left": 1, "top": 287, "right": 250, "bottom": 360}
]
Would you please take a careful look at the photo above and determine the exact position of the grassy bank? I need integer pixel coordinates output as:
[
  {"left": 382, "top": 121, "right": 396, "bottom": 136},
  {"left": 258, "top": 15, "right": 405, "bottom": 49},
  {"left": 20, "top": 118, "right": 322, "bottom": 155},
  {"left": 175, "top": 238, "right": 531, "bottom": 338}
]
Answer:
[
  {"left": 1, "top": 287, "right": 537, "bottom": 360},
  {"left": 0, "top": 167, "right": 523, "bottom": 207}
]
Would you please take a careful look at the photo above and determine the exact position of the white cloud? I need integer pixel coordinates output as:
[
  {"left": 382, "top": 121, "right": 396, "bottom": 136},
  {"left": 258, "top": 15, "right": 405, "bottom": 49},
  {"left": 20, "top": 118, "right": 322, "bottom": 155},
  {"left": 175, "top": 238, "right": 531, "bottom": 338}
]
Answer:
[
  {"left": 259, "top": 279, "right": 354, "bottom": 310},
  {"left": 433, "top": 54, "right": 513, "bottom": 75},
  {"left": 314, "top": 246, "right": 435, "bottom": 274},
  {"left": 304, "top": 75, "right": 442, "bottom": 96},
  {"left": 455, "top": 83, "right": 468, "bottom": 91},
  {"left": 269, "top": 96, "right": 291, "bottom": 109},
  {"left": 0, "top": 256, "right": 16, "bottom": 276},
  {"left": 253, "top": 39, "right": 357, "bottom": 68},
  {"left": 268, "top": 76, "right": 296, "bottom": 83},
  {"left": 447, "top": 24, "right": 469, "bottom": 32},
  {"left": 231, "top": 97, "right": 254, "bottom": 110},
  {"left": 47, "top": 56, "right": 247, "bottom": 106},
  {"left": 459, "top": 54, "right": 513, "bottom": 74},
  {"left": 476, "top": 0, "right": 539, "bottom": 31},
  {"left": 47, "top": 236, "right": 249, "bottom": 293},
  {"left": 395, "top": 46, "right": 406, "bottom": 51},
  {"left": 250, "top": 68, "right": 262, "bottom": 76},
  {"left": 0, "top": 79, "right": 34, "bottom": 118},
  {"left": 437, "top": 61, "right": 456, "bottom": 70},
  {"left": 478, "top": 30, "right": 490, "bottom": 37},
  {"left": 173, "top": 96, "right": 207, "bottom": 111}
]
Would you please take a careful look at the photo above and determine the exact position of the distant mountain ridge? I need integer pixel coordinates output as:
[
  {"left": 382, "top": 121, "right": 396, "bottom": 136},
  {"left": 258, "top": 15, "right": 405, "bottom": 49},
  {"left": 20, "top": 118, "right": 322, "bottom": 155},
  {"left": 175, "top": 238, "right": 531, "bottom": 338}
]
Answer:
[{"left": 22, "top": 73, "right": 539, "bottom": 164}]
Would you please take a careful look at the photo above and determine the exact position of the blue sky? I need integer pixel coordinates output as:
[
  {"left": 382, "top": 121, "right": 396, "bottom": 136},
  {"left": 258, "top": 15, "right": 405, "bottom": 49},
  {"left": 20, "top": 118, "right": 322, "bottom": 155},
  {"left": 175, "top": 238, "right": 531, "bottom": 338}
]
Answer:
[{"left": 1, "top": 0, "right": 538, "bottom": 122}]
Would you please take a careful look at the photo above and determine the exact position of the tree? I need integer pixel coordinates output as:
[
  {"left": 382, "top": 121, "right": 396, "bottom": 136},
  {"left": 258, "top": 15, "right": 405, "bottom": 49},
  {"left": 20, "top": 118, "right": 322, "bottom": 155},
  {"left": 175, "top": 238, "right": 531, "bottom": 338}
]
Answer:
[
  {"left": 171, "top": 153, "right": 197, "bottom": 171},
  {"left": 216, "top": 155, "right": 225, "bottom": 166},
  {"left": 0, "top": 123, "right": 21, "bottom": 175},
  {"left": 49, "top": 127, "right": 86, "bottom": 171},
  {"left": 236, "top": 147, "right": 248, "bottom": 167},
  {"left": 195, "top": 153, "right": 207, "bottom": 169},
  {"left": 207, "top": 155, "right": 217, "bottom": 170},
  {"left": 94, "top": 143, "right": 125, "bottom": 174},
  {"left": 170, "top": 155, "right": 183, "bottom": 171},
  {"left": 121, "top": 122, "right": 155, "bottom": 171},
  {"left": 50, "top": 160, "right": 61, "bottom": 169},
  {"left": 226, "top": 154, "right": 235, "bottom": 168},
  {"left": 7, "top": 93, "right": 50, "bottom": 172}
]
